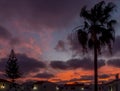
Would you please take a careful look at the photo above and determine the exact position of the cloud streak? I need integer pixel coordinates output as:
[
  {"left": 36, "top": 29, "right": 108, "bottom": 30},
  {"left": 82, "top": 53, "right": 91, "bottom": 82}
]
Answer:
[
  {"left": 50, "top": 58, "right": 105, "bottom": 70},
  {"left": 34, "top": 72, "right": 54, "bottom": 79}
]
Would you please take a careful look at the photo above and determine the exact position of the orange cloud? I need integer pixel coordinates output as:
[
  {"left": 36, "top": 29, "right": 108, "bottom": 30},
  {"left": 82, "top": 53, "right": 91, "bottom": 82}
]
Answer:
[{"left": 13, "top": 65, "right": 120, "bottom": 84}]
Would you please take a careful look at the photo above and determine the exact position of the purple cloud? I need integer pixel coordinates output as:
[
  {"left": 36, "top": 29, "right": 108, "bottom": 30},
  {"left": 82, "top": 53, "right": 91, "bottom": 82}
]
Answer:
[
  {"left": 0, "top": 53, "right": 46, "bottom": 77},
  {"left": 107, "top": 58, "right": 120, "bottom": 68},
  {"left": 34, "top": 72, "right": 54, "bottom": 79},
  {"left": 50, "top": 58, "right": 105, "bottom": 70},
  {"left": 50, "top": 61, "right": 68, "bottom": 70},
  {"left": 67, "top": 58, "right": 105, "bottom": 70},
  {"left": 16, "top": 54, "right": 46, "bottom": 75}
]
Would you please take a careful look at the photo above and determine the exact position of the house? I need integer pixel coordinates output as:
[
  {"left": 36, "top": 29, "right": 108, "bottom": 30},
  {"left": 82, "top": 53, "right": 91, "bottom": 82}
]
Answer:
[
  {"left": 58, "top": 83, "right": 92, "bottom": 91},
  {"left": 0, "top": 79, "right": 22, "bottom": 91},
  {"left": 31, "top": 81, "right": 57, "bottom": 91},
  {"left": 21, "top": 81, "right": 34, "bottom": 91},
  {"left": 98, "top": 74, "right": 120, "bottom": 91},
  {"left": 98, "top": 79, "right": 120, "bottom": 91}
]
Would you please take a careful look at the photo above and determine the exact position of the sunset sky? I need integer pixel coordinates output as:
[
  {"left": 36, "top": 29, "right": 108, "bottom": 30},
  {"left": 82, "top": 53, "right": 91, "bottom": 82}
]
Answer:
[{"left": 0, "top": 0, "right": 120, "bottom": 84}]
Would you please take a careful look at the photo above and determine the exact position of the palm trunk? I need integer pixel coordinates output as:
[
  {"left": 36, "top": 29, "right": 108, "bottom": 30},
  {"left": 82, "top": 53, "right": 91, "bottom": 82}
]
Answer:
[{"left": 94, "top": 43, "right": 98, "bottom": 91}]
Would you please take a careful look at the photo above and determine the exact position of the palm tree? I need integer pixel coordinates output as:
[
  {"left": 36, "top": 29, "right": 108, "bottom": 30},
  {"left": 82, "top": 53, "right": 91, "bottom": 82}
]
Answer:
[{"left": 74, "top": 1, "right": 117, "bottom": 91}]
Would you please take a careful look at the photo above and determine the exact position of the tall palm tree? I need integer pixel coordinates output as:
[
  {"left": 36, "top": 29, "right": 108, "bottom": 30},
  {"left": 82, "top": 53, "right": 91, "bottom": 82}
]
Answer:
[{"left": 74, "top": 1, "right": 117, "bottom": 91}]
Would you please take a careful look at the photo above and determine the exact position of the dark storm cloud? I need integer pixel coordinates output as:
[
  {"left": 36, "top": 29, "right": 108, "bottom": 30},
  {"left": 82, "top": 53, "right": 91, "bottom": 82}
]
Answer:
[
  {"left": 50, "top": 58, "right": 105, "bottom": 70},
  {"left": 107, "top": 58, "right": 120, "bottom": 68},
  {"left": 50, "top": 61, "right": 68, "bottom": 70},
  {"left": 17, "top": 54, "right": 46, "bottom": 75},
  {"left": 34, "top": 72, "right": 54, "bottom": 79},
  {"left": 0, "top": 53, "right": 46, "bottom": 76},
  {"left": 67, "top": 58, "right": 105, "bottom": 70},
  {"left": 67, "top": 58, "right": 92, "bottom": 70}
]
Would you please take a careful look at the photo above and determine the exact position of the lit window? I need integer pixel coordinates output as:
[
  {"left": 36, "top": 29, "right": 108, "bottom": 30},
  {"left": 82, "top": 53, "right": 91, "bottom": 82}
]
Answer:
[
  {"left": 33, "top": 85, "right": 37, "bottom": 90},
  {"left": 56, "top": 86, "right": 59, "bottom": 91},
  {"left": 0, "top": 84, "right": 5, "bottom": 89},
  {"left": 81, "top": 87, "right": 84, "bottom": 91}
]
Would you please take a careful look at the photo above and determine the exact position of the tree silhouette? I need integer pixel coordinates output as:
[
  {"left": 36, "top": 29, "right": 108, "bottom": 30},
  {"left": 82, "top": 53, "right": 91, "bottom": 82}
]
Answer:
[
  {"left": 74, "top": 1, "right": 117, "bottom": 91},
  {"left": 5, "top": 49, "right": 21, "bottom": 85}
]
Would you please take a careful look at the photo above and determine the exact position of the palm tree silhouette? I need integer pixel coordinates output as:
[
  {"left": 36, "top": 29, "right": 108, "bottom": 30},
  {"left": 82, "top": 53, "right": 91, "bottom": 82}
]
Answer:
[{"left": 74, "top": 1, "right": 117, "bottom": 91}]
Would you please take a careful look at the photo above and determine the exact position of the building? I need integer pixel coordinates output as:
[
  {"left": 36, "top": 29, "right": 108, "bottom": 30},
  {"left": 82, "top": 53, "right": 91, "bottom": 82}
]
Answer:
[
  {"left": 31, "top": 81, "right": 57, "bottom": 91},
  {"left": 21, "top": 81, "right": 34, "bottom": 91},
  {"left": 99, "top": 79, "right": 120, "bottom": 91},
  {"left": 99, "top": 74, "right": 120, "bottom": 91},
  {"left": 58, "top": 83, "right": 92, "bottom": 91}
]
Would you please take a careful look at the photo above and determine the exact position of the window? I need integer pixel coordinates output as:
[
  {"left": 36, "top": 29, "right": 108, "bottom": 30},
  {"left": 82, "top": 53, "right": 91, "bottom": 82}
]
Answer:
[
  {"left": 0, "top": 83, "right": 5, "bottom": 89},
  {"left": 33, "top": 85, "right": 38, "bottom": 90}
]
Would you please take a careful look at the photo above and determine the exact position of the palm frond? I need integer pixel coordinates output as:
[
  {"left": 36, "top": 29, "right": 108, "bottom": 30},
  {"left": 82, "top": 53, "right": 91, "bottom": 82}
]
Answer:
[
  {"left": 104, "top": 2, "right": 116, "bottom": 17},
  {"left": 107, "top": 20, "right": 117, "bottom": 28},
  {"left": 77, "top": 29, "right": 88, "bottom": 52},
  {"left": 80, "top": 6, "right": 92, "bottom": 22},
  {"left": 75, "top": 1, "right": 116, "bottom": 54}
]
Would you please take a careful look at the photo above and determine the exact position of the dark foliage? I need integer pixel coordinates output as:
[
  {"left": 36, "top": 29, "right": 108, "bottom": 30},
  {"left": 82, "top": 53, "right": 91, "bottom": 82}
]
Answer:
[
  {"left": 5, "top": 49, "right": 21, "bottom": 83},
  {"left": 74, "top": 1, "right": 117, "bottom": 91},
  {"left": 76, "top": 1, "right": 116, "bottom": 54}
]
